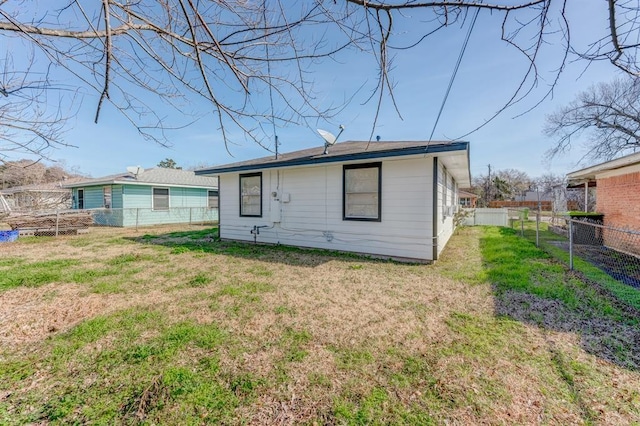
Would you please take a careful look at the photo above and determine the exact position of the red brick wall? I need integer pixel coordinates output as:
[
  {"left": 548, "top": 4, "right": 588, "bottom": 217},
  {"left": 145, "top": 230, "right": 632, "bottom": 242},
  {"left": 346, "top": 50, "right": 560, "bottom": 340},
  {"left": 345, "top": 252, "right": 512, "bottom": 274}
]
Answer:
[
  {"left": 596, "top": 171, "right": 640, "bottom": 230},
  {"left": 597, "top": 171, "right": 640, "bottom": 255}
]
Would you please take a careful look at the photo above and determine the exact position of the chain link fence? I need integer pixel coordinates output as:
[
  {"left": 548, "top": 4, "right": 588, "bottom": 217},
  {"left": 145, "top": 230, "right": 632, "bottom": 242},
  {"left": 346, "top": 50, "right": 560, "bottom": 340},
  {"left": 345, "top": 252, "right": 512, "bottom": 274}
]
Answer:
[
  {"left": 509, "top": 209, "right": 640, "bottom": 289},
  {"left": 1, "top": 207, "right": 218, "bottom": 238}
]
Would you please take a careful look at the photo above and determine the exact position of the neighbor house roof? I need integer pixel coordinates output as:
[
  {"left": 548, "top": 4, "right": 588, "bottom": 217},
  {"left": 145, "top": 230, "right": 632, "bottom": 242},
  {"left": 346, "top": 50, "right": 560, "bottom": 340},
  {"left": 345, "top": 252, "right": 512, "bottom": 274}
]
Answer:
[
  {"left": 458, "top": 190, "right": 477, "bottom": 199},
  {"left": 567, "top": 151, "right": 640, "bottom": 185},
  {"left": 196, "top": 140, "right": 470, "bottom": 185},
  {"left": 63, "top": 168, "right": 218, "bottom": 189},
  {"left": 0, "top": 177, "right": 86, "bottom": 195}
]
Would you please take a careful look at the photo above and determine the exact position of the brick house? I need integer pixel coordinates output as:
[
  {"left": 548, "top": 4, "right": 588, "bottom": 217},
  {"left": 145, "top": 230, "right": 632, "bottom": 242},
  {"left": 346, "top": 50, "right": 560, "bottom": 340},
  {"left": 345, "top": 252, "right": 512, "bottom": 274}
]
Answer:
[
  {"left": 567, "top": 152, "right": 640, "bottom": 254},
  {"left": 567, "top": 152, "right": 640, "bottom": 230},
  {"left": 458, "top": 189, "right": 478, "bottom": 208}
]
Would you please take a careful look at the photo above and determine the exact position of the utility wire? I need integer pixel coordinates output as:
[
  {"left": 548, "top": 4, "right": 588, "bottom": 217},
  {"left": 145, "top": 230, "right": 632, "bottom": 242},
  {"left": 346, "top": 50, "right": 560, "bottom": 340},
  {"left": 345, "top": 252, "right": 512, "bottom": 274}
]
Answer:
[
  {"left": 263, "top": 1, "right": 279, "bottom": 158},
  {"left": 428, "top": 8, "right": 480, "bottom": 141}
]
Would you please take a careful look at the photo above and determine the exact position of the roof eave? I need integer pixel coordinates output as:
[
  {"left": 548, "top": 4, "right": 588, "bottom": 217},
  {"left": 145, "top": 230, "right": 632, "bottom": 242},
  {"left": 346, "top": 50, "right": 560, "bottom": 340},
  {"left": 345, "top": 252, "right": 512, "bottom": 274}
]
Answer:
[
  {"left": 196, "top": 142, "right": 469, "bottom": 175},
  {"left": 567, "top": 152, "right": 640, "bottom": 181}
]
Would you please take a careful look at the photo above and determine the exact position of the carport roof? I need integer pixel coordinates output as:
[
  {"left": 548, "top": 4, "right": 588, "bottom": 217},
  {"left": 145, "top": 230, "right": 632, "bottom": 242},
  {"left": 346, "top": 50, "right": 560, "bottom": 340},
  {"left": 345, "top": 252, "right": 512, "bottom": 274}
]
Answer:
[{"left": 567, "top": 151, "right": 640, "bottom": 186}]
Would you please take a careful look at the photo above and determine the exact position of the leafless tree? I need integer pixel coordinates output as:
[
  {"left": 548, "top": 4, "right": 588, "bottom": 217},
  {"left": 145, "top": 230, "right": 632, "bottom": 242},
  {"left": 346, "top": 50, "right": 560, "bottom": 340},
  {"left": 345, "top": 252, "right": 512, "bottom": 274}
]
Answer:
[
  {"left": 545, "top": 77, "right": 640, "bottom": 162},
  {"left": 533, "top": 172, "right": 564, "bottom": 197},
  {"left": 1, "top": 1, "right": 639, "bottom": 158},
  {"left": 0, "top": 159, "right": 79, "bottom": 188},
  {"left": 0, "top": 52, "right": 74, "bottom": 161},
  {"left": 473, "top": 168, "right": 531, "bottom": 205}
]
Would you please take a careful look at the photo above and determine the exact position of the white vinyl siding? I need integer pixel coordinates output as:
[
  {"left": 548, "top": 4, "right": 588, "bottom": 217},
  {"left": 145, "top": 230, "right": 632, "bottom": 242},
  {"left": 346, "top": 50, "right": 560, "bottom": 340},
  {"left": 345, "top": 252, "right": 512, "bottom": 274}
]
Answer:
[
  {"left": 436, "top": 162, "right": 455, "bottom": 255},
  {"left": 152, "top": 187, "right": 170, "bottom": 210},
  {"left": 217, "top": 157, "right": 439, "bottom": 261}
]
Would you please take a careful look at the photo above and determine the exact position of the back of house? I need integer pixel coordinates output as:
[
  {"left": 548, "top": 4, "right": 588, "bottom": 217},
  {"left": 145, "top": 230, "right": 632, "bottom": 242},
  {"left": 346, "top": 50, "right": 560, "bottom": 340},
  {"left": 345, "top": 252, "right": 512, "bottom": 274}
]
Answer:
[{"left": 197, "top": 140, "right": 471, "bottom": 262}]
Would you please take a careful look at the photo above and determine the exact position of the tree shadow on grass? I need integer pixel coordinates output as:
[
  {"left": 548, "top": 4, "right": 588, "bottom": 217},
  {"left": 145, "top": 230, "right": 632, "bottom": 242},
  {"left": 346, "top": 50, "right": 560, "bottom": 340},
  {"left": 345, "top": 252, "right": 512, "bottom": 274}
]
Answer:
[
  {"left": 482, "top": 227, "right": 640, "bottom": 372},
  {"left": 128, "top": 227, "right": 398, "bottom": 268}
]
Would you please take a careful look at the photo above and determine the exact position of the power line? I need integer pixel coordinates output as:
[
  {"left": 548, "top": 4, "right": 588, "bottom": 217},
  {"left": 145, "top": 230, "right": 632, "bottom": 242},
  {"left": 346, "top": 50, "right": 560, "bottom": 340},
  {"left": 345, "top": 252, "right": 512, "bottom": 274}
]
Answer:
[
  {"left": 428, "top": 8, "right": 480, "bottom": 141},
  {"left": 263, "top": 1, "right": 279, "bottom": 158}
]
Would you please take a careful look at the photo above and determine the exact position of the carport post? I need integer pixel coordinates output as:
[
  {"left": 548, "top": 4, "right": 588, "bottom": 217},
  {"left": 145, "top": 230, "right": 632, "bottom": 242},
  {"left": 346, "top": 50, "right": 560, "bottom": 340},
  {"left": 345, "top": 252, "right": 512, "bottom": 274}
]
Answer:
[
  {"left": 584, "top": 182, "right": 588, "bottom": 212},
  {"left": 569, "top": 219, "right": 574, "bottom": 270}
]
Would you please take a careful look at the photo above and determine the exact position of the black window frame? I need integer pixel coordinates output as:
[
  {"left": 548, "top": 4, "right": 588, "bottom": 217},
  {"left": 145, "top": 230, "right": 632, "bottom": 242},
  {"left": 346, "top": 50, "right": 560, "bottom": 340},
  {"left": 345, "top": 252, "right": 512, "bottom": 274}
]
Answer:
[
  {"left": 152, "top": 187, "right": 170, "bottom": 211},
  {"left": 77, "top": 188, "right": 84, "bottom": 209},
  {"left": 239, "top": 172, "right": 262, "bottom": 217},
  {"left": 103, "top": 185, "right": 112, "bottom": 209},
  {"left": 343, "top": 162, "right": 382, "bottom": 222},
  {"left": 207, "top": 189, "right": 219, "bottom": 209}
]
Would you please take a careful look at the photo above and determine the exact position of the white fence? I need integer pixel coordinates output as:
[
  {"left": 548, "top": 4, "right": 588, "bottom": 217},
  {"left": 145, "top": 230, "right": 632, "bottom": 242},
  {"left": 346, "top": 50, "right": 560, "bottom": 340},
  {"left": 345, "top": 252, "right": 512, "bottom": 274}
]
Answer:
[{"left": 462, "top": 208, "right": 508, "bottom": 226}]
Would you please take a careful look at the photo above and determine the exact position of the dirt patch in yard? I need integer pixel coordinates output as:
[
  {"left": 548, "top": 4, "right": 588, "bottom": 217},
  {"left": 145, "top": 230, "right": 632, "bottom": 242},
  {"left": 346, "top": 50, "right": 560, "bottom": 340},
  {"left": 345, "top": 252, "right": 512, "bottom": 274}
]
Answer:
[{"left": 0, "top": 284, "right": 180, "bottom": 346}]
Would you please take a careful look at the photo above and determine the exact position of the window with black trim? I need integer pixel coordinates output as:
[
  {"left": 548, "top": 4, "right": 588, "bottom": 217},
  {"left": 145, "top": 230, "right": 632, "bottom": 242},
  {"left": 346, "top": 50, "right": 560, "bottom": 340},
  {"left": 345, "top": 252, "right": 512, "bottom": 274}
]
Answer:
[
  {"left": 77, "top": 189, "right": 84, "bottom": 209},
  {"left": 152, "top": 187, "right": 169, "bottom": 210},
  {"left": 208, "top": 190, "right": 219, "bottom": 209},
  {"left": 240, "top": 173, "right": 262, "bottom": 217},
  {"left": 103, "top": 186, "right": 112, "bottom": 209},
  {"left": 343, "top": 162, "right": 381, "bottom": 221}
]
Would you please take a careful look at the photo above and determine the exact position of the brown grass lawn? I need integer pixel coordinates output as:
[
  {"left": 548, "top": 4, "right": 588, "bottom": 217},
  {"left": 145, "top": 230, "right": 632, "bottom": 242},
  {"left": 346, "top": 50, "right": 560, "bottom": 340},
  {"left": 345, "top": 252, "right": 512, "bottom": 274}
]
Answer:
[{"left": 0, "top": 225, "right": 639, "bottom": 424}]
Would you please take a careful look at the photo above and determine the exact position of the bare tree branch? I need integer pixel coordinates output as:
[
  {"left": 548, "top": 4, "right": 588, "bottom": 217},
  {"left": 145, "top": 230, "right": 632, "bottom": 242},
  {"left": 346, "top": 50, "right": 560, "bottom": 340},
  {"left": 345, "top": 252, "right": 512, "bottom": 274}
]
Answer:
[
  {"left": 545, "top": 77, "right": 640, "bottom": 162},
  {"left": 0, "top": 0, "right": 640, "bottom": 160}
]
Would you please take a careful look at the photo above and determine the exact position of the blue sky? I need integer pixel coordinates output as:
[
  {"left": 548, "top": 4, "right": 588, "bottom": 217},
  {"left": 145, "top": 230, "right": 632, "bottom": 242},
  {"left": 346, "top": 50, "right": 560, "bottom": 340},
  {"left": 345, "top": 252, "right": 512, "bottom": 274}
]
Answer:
[{"left": 6, "top": 2, "right": 622, "bottom": 181}]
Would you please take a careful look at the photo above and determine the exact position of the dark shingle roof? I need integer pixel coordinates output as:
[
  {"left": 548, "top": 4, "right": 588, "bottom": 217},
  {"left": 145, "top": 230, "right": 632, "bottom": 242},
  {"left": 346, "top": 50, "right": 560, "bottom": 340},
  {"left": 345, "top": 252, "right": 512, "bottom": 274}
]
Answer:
[{"left": 196, "top": 140, "right": 468, "bottom": 175}]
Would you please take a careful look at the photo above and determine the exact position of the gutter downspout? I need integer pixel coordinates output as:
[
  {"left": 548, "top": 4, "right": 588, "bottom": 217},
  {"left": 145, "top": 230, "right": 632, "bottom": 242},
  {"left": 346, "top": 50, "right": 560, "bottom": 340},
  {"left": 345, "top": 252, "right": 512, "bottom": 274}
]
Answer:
[{"left": 432, "top": 157, "right": 439, "bottom": 261}]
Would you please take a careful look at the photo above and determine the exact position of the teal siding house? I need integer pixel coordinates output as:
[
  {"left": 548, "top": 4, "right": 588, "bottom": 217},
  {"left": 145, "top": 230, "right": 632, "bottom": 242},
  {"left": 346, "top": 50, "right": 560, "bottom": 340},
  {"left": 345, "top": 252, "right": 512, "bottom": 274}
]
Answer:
[{"left": 64, "top": 168, "right": 218, "bottom": 227}]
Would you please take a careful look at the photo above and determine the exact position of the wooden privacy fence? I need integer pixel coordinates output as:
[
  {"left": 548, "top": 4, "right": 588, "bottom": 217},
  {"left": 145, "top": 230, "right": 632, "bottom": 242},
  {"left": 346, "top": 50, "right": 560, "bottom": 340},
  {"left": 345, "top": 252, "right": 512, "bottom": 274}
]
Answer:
[
  {"left": 489, "top": 200, "right": 580, "bottom": 210},
  {"left": 489, "top": 200, "right": 552, "bottom": 209},
  {"left": 462, "top": 208, "right": 508, "bottom": 226}
]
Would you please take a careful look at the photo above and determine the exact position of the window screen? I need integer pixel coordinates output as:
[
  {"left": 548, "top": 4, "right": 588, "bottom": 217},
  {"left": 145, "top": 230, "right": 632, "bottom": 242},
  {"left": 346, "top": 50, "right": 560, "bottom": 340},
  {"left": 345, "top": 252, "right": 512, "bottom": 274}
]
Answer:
[
  {"left": 77, "top": 189, "right": 84, "bottom": 209},
  {"left": 343, "top": 163, "right": 381, "bottom": 221},
  {"left": 153, "top": 187, "right": 169, "bottom": 210},
  {"left": 240, "top": 173, "right": 262, "bottom": 216},
  {"left": 208, "top": 190, "right": 219, "bottom": 209},
  {"left": 103, "top": 186, "right": 112, "bottom": 209}
]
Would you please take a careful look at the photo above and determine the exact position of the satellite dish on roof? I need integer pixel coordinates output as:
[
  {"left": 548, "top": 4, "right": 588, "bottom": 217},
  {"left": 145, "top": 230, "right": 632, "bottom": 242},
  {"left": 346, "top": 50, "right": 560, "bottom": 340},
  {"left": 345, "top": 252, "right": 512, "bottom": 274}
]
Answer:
[
  {"left": 126, "top": 166, "right": 144, "bottom": 177},
  {"left": 317, "top": 129, "right": 337, "bottom": 146},
  {"left": 317, "top": 125, "right": 345, "bottom": 154}
]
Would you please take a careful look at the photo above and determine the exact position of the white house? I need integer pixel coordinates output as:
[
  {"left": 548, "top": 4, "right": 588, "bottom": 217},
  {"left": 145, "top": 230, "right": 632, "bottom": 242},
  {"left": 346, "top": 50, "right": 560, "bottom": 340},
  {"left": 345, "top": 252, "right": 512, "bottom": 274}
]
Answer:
[{"left": 196, "top": 141, "right": 471, "bottom": 262}]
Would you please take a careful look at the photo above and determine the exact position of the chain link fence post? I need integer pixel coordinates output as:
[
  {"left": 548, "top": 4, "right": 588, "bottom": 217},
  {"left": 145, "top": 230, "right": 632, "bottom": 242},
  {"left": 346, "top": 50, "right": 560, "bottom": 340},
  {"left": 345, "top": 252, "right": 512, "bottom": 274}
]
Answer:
[
  {"left": 569, "top": 219, "right": 574, "bottom": 270},
  {"left": 55, "top": 210, "right": 60, "bottom": 237},
  {"left": 536, "top": 210, "right": 540, "bottom": 247},
  {"left": 135, "top": 208, "right": 139, "bottom": 231}
]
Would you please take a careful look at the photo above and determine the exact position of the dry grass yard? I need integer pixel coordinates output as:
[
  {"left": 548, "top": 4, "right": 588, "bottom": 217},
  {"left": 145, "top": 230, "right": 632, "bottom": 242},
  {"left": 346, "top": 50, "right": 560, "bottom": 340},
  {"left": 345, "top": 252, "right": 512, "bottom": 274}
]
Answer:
[{"left": 0, "top": 225, "right": 639, "bottom": 424}]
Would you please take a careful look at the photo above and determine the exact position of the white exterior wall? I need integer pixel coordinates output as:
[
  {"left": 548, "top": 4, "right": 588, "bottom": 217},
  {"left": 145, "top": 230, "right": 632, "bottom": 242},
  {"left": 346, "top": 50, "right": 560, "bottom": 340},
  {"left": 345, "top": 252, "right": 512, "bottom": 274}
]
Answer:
[
  {"left": 219, "top": 156, "right": 438, "bottom": 261},
  {"left": 435, "top": 161, "right": 456, "bottom": 256}
]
